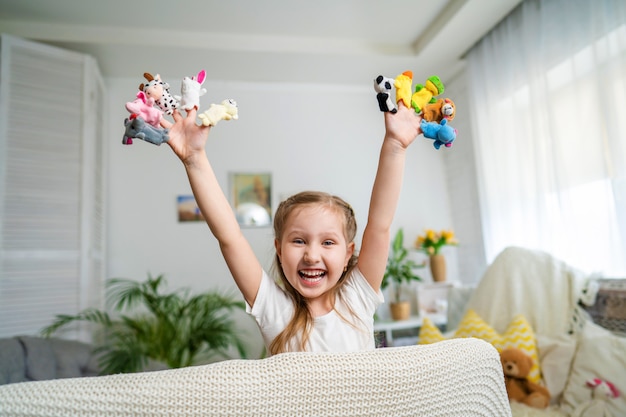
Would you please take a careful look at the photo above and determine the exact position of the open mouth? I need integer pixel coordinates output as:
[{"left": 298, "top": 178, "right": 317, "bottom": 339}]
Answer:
[{"left": 298, "top": 269, "right": 326, "bottom": 285}]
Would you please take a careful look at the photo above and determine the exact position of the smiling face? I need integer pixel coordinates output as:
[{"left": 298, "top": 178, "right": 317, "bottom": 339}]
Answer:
[{"left": 275, "top": 204, "right": 355, "bottom": 313}]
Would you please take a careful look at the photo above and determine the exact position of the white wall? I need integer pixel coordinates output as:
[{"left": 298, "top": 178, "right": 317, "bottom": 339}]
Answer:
[{"left": 106, "top": 77, "right": 455, "bottom": 357}]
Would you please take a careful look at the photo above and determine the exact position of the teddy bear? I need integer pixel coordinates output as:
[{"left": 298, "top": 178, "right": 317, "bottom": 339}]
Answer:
[
  {"left": 500, "top": 347, "right": 551, "bottom": 409},
  {"left": 421, "top": 98, "right": 456, "bottom": 122}
]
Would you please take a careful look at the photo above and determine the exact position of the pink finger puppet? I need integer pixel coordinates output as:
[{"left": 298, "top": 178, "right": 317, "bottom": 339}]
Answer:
[
  {"left": 139, "top": 73, "right": 179, "bottom": 115},
  {"left": 125, "top": 91, "right": 162, "bottom": 127},
  {"left": 176, "top": 70, "right": 207, "bottom": 111}
]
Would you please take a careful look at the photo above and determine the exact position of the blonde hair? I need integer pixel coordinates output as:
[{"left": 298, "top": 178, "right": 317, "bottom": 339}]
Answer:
[{"left": 269, "top": 191, "right": 359, "bottom": 354}]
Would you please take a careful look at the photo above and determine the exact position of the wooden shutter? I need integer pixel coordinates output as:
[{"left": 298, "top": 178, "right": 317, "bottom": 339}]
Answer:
[{"left": 0, "top": 34, "right": 106, "bottom": 340}]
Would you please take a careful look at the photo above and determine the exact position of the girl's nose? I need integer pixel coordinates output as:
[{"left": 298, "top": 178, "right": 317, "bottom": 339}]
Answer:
[{"left": 304, "top": 248, "right": 319, "bottom": 263}]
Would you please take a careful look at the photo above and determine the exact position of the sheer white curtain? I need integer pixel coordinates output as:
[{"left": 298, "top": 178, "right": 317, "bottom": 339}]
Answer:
[{"left": 466, "top": 0, "right": 626, "bottom": 275}]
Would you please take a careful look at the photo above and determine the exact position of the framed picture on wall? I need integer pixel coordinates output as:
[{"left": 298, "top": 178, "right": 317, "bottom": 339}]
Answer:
[
  {"left": 230, "top": 172, "right": 272, "bottom": 227},
  {"left": 177, "top": 195, "right": 203, "bottom": 222}
]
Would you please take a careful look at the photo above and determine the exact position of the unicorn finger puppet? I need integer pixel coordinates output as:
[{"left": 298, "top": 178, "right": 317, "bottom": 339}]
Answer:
[
  {"left": 374, "top": 75, "right": 397, "bottom": 113},
  {"left": 198, "top": 99, "right": 239, "bottom": 127},
  {"left": 176, "top": 69, "right": 207, "bottom": 111},
  {"left": 139, "top": 73, "right": 179, "bottom": 116}
]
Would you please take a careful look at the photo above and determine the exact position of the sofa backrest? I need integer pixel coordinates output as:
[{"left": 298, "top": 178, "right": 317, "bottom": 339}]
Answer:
[
  {"left": 0, "top": 338, "right": 27, "bottom": 385},
  {"left": 0, "top": 338, "right": 512, "bottom": 417},
  {"left": 0, "top": 336, "right": 100, "bottom": 386}
]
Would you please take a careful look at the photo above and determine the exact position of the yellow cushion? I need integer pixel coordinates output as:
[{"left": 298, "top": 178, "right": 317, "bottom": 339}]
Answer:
[
  {"left": 418, "top": 309, "right": 541, "bottom": 383},
  {"left": 417, "top": 317, "right": 446, "bottom": 344}
]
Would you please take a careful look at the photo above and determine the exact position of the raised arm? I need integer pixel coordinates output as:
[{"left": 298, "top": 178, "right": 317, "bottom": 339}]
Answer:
[
  {"left": 164, "top": 109, "right": 263, "bottom": 306},
  {"left": 357, "top": 103, "right": 422, "bottom": 291}
]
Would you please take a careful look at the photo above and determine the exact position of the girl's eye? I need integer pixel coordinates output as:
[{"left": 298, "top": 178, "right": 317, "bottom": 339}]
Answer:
[
  {"left": 322, "top": 240, "right": 334, "bottom": 246},
  {"left": 293, "top": 238, "right": 305, "bottom": 244}
]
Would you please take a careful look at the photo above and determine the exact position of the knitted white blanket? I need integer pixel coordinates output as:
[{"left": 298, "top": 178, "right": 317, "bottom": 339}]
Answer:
[{"left": 0, "top": 338, "right": 511, "bottom": 417}]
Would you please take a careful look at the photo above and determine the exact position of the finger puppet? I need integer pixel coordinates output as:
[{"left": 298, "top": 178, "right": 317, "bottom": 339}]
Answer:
[
  {"left": 411, "top": 75, "right": 445, "bottom": 113},
  {"left": 420, "top": 118, "right": 457, "bottom": 149},
  {"left": 125, "top": 91, "right": 163, "bottom": 127},
  {"left": 374, "top": 75, "right": 397, "bottom": 113},
  {"left": 571, "top": 378, "right": 620, "bottom": 417},
  {"left": 422, "top": 98, "right": 456, "bottom": 122},
  {"left": 394, "top": 71, "right": 413, "bottom": 108},
  {"left": 500, "top": 347, "right": 551, "bottom": 409},
  {"left": 139, "top": 73, "right": 179, "bottom": 115},
  {"left": 176, "top": 69, "right": 207, "bottom": 111},
  {"left": 198, "top": 99, "right": 239, "bottom": 127},
  {"left": 123, "top": 116, "right": 170, "bottom": 146}
]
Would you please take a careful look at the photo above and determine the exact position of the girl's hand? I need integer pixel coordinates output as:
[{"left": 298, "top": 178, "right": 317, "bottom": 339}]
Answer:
[
  {"left": 383, "top": 102, "right": 422, "bottom": 149},
  {"left": 162, "top": 108, "right": 211, "bottom": 164}
]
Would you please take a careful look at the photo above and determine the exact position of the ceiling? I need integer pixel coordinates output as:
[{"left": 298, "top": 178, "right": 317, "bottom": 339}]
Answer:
[{"left": 0, "top": 0, "right": 522, "bottom": 84}]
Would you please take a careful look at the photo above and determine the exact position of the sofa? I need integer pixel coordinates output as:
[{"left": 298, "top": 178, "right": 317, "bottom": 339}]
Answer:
[
  {"left": 432, "top": 247, "right": 626, "bottom": 417},
  {"left": 0, "top": 336, "right": 101, "bottom": 385},
  {"left": 0, "top": 338, "right": 512, "bottom": 416}
]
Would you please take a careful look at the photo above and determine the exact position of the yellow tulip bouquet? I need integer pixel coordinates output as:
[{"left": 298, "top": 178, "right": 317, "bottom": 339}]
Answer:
[{"left": 415, "top": 229, "right": 458, "bottom": 255}]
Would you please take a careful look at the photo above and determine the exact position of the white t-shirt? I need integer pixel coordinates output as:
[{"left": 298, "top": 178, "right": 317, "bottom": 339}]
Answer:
[{"left": 246, "top": 267, "right": 384, "bottom": 353}]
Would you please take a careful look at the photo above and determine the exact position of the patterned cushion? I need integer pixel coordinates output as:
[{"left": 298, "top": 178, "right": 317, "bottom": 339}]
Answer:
[{"left": 419, "top": 309, "right": 542, "bottom": 383}]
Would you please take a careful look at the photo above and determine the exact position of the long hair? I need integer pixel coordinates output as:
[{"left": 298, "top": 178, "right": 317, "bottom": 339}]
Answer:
[{"left": 269, "top": 191, "right": 359, "bottom": 354}]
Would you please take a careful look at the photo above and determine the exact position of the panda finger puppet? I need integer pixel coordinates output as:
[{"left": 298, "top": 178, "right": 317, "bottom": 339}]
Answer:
[{"left": 374, "top": 75, "right": 397, "bottom": 113}]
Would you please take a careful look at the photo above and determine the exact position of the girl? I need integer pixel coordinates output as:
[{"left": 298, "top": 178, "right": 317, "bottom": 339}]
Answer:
[{"left": 164, "top": 102, "right": 422, "bottom": 355}]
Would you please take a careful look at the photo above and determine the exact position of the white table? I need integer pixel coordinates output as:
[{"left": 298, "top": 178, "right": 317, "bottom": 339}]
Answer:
[{"left": 374, "top": 313, "right": 447, "bottom": 347}]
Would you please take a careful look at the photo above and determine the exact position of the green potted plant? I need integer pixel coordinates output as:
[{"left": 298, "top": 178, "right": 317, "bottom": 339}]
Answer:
[
  {"left": 382, "top": 228, "right": 424, "bottom": 320},
  {"left": 41, "top": 274, "right": 249, "bottom": 375}
]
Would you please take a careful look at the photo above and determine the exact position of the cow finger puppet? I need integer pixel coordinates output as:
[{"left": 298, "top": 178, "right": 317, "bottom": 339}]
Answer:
[
  {"left": 139, "top": 72, "right": 179, "bottom": 116},
  {"left": 374, "top": 75, "right": 397, "bottom": 113}
]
